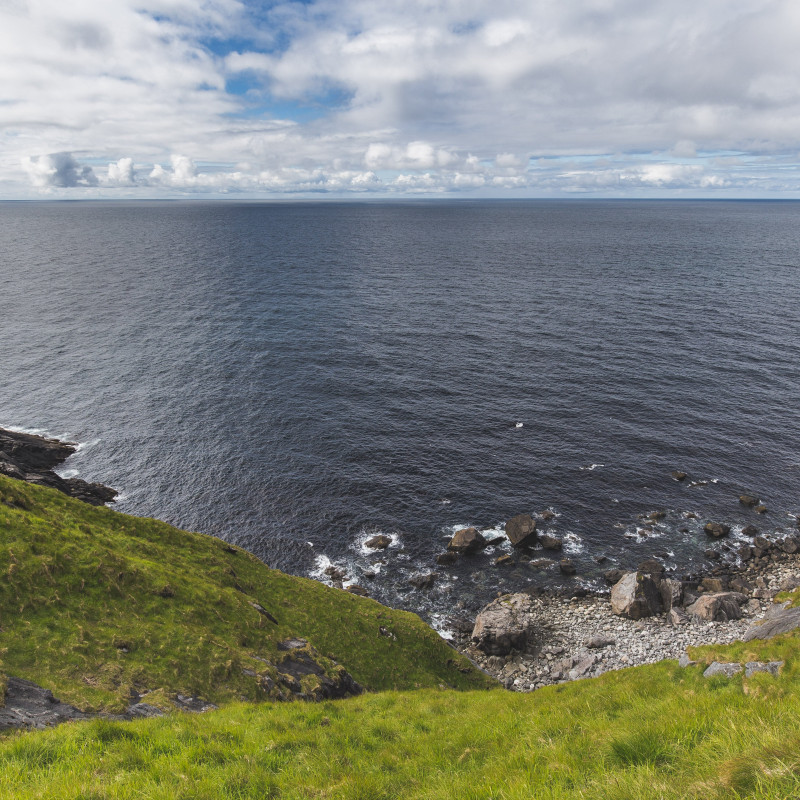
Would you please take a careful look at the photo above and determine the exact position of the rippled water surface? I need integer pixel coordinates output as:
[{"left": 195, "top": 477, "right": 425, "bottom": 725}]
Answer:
[{"left": 2, "top": 200, "right": 800, "bottom": 620}]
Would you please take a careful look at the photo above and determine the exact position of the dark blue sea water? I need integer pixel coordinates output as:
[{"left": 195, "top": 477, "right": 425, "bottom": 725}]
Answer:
[{"left": 2, "top": 200, "right": 800, "bottom": 626}]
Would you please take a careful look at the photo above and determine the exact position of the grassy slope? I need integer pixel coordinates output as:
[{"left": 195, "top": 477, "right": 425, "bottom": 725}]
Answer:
[
  {"left": 0, "top": 475, "right": 493, "bottom": 711},
  {"left": 1, "top": 631, "right": 799, "bottom": 799}
]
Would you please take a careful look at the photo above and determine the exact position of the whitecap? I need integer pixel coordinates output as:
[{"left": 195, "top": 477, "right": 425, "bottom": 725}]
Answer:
[
  {"left": 515, "top": 422, "right": 523, "bottom": 428},
  {"left": 579, "top": 464, "right": 605, "bottom": 471}
]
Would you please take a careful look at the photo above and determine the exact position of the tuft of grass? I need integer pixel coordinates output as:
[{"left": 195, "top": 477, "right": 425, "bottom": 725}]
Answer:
[{"left": 0, "top": 474, "right": 493, "bottom": 712}]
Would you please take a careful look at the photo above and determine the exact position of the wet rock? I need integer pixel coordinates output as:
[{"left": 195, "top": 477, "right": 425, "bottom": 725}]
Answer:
[
  {"left": 638, "top": 558, "right": 665, "bottom": 575},
  {"left": 671, "top": 471, "right": 687, "bottom": 482},
  {"left": 782, "top": 537, "right": 800, "bottom": 555},
  {"left": 686, "top": 592, "right": 747, "bottom": 622},
  {"left": 704, "top": 522, "right": 731, "bottom": 538},
  {"left": 471, "top": 593, "right": 538, "bottom": 655},
  {"left": 704, "top": 549, "right": 722, "bottom": 560},
  {"left": 324, "top": 566, "right": 347, "bottom": 581},
  {"left": 738, "top": 544, "right": 754, "bottom": 561},
  {"left": 610, "top": 572, "right": 663, "bottom": 619},
  {"left": 364, "top": 535, "right": 392, "bottom": 550},
  {"left": 755, "top": 505, "right": 768, "bottom": 514},
  {"left": 447, "top": 527, "right": 487, "bottom": 554},
  {"left": 539, "top": 534, "right": 562, "bottom": 551},
  {"left": 346, "top": 585, "right": 370, "bottom": 597},
  {"left": 604, "top": 568, "right": 626, "bottom": 585},
  {"left": 742, "top": 525, "right": 760, "bottom": 537},
  {"left": 648, "top": 510, "right": 667, "bottom": 521},
  {"left": 436, "top": 552, "right": 458, "bottom": 565},
  {"left": 505, "top": 514, "right": 538, "bottom": 548},
  {"left": 559, "top": 559, "right": 577, "bottom": 576},
  {"left": 495, "top": 555, "right": 514, "bottom": 566},
  {"left": 540, "top": 510, "right": 556, "bottom": 521},
  {"left": 408, "top": 573, "right": 437, "bottom": 590},
  {"left": 703, "top": 661, "right": 742, "bottom": 678},
  {"left": 739, "top": 494, "right": 759, "bottom": 508}
]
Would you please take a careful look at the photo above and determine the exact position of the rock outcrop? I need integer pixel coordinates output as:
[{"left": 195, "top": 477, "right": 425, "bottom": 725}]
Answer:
[{"left": 0, "top": 427, "right": 116, "bottom": 506}]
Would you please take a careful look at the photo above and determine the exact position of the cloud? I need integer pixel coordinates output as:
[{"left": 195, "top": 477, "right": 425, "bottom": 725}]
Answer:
[
  {"left": 22, "top": 153, "right": 98, "bottom": 188},
  {"left": 3, "top": 0, "right": 800, "bottom": 196}
]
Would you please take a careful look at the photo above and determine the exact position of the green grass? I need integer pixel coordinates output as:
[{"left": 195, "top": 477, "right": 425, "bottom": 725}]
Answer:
[
  {"left": 0, "top": 475, "right": 492, "bottom": 711},
  {"left": 1, "top": 638, "right": 800, "bottom": 799}
]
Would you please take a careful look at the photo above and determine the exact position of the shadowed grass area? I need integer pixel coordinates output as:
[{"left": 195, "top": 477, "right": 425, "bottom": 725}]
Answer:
[
  {"left": 1, "top": 643, "right": 800, "bottom": 799},
  {"left": 0, "top": 475, "right": 493, "bottom": 711}
]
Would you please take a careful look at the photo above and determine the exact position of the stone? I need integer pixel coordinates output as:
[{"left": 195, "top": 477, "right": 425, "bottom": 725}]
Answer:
[
  {"left": 505, "top": 514, "right": 538, "bottom": 548},
  {"left": 701, "top": 577, "right": 726, "bottom": 593},
  {"left": 436, "top": 552, "right": 457, "bottom": 565},
  {"left": 782, "top": 538, "right": 800, "bottom": 555},
  {"left": 539, "top": 534, "right": 563, "bottom": 550},
  {"left": 744, "top": 661, "right": 784, "bottom": 678},
  {"left": 678, "top": 653, "right": 696, "bottom": 667},
  {"left": 638, "top": 558, "right": 665, "bottom": 575},
  {"left": 755, "top": 505, "right": 768, "bottom": 514},
  {"left": 447, "top": 527, "right": 487, "bottom": 554},
  {"left": 704, "top": 522, "right": 731, "bottom": 538},
  {"left": 754, "top": 536, "right": 771, "bottom": 551},
  {"left": 738, "top": 544, "right": 754, "bottom": 561},
  {"left": 648, "top": 510, "right": 667, "bottom": 521},
  {"left": 671, "top": 471, "right": 687, "bottom": 481},
  {"left": 660, "top": 578, "right": 683, "bottom": 612},
  {"left": 729, "top": 577, "right": 753, "bottom": 594},
  {"left": 742, "top": 525, "right": 760, "bottom": 537},
  {"left": 743, "top": 606, "right": 800, "bottom": 641},
  {"left": 364, "top": 535, "right": 392, "bottom": 550},
  {"left": 610, "top": 572, "right": 663, "bottom": 619},
  {"left": 703, "top": 662, "right": 743, "bottom": 678},
  {"left": 559, "top": 559, "right": 577, "bottom": 576},
  {"left": 739, "top": 494, "right": 759, "bottom": 507},
  {"left": 495, "top": 554, "right": 514, "bottom": 566},
  {"left": 668, "top": 608, "right": 689, "bottom": 626},
  {"left": 529, "top": 558, "right": 554, "bottom": 569},
  {"left": 686, "top": 592, "right": 747, "bottom": 622},
  {"left": 603, "top": 568, "right": 626, "bottom": 585},
  {"left": 345, "top": 585, "right": 370, "bottom": 596},
  {"left": 471, "top": 593, "right": 538, "bottom": 655},
  {"left": 585, "top": 635, "right": 615, "bottom": 649},
  {"left": 568, "top": 655, "right": 597, "bottom": 680},
  {"left": 408, "top": 573, "right": 437, "bottom": 590},
  {"left": 540, "top": 509, "right": 556, "bottom": 520}
]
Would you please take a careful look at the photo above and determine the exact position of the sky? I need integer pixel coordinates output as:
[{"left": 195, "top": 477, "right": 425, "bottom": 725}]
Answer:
[{"left": 2, "top": 0, "right": 800, "bottom": 199}]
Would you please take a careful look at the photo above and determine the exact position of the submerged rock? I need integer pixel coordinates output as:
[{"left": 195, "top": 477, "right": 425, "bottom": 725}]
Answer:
[{"left": 364, "top": 535, "right": 392, "bottom": 550}]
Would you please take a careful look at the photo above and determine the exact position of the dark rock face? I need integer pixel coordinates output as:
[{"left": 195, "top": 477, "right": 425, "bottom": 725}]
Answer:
[
  {"left": 610, "top": 572, "right": 663, "bottom": 619},
  {"left": 505, "top": 514, "right": 537, "bottom": 548},
  {"left": 447, "top": 527, "right": 487, "bottom": 554},
  {"left": 704, "top": 522, "right": 731, "bottom": 538},
  {"left": 0, "top": 427, "right": 117, "bottom": 506}
]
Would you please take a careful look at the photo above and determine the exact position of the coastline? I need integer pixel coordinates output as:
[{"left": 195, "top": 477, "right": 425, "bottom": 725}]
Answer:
[{"left": 4, "top": 424, "right": 799, "bottom": 696}]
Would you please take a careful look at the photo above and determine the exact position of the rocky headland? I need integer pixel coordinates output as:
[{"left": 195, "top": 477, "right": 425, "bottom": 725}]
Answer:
[{"left": 0, "top": 426, "right": 116, "bottom": 506}]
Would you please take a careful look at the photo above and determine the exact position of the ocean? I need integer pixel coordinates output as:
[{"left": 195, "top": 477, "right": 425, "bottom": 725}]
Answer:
[{"left": 2, "top": 199, "right": 800, "bottom": 627}]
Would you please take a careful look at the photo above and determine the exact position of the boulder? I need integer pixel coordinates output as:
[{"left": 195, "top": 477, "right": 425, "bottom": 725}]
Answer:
[
  {"left": 603, "top": 568, "right": 626, "bottom": 585},
  {"left": 744, "top": 661, "right": 784, "bottom": 678},
  {"left": 471, "top": 593, "right": 538, "bottom": 655},
  {"left": 703, "top": 662, "right": 742, "bottom": 678},
  {"left": 738, "top": 544, "right": 754, "bottom": 561},
  {"left": 364, "top": 535, "right": 392, "bottom": 550},
  {"left": 743, "top": 606, "right": 800, "bottom": 642},
  {"left": 559, "top": 559, "right": 577, "bottom": 575},
  {"left": 729, "top": 577, "right": 753, "bottom": 594},
  {"left": 660, "top": 578, "right": 683, "bottom": 612},
  {"left": 539, "top": 510, "right": 556, "bottom": 521},
  {"left": 668, "top": 608, "right": 689, "bottom": 626},
  {"left": 408, "top": 573, "right": 437, "bottom": 590},
  {"left": 638, "top": 558, "right": 665, "bottom": 575},
  {"left": 505, "top": 514, "right": 537, "bottom": 548},
  {"left": 345, "top": 585, "right": 370, "bottom": 597},
  {"left": 686, "top": 592, "right": 747, "bottom": 622},
  {"left": 495, "top": 554, "right": 514, "bottom": 566},
  {"left": 539, "top": 534, "right": 562, "bottom": 550},
  {"left": 742, "top": 525, "right": 759, "bottom": 537},
  {"left": 739, "top": 494, "right": 759, "bottom": 507},
  {"left": 782, "top": 537, "right": 800, "bottom": 555},
  {"left": 755, "top": 505, "right": 768, "bottom": 514},
  {"left": 701, "top": 577, "right": 726, "bottom": 593},
  {"left": 671, "top": 470, "right": 687, "bottom": 482},
  {"left": 610, "top": 572, "right": 663, "bottom": 619},
  {"left": 447, "top": 527, "right": 487, "bottom": 554},
  {"left": 704, "top": 522, "right": 731, "bottom": 538}
]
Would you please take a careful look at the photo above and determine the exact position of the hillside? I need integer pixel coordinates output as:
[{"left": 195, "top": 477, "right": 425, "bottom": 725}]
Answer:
[{"left": 0, "top": 474, "right": 493, "bottom": 714}]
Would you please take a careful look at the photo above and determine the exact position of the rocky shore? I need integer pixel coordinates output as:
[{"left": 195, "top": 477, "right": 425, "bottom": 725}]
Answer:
[
  {"left": 0, "top": 427, "right": 116, "bottom": 506},
  {"left": 448, "top": 538, "right": 800, "bottom": 691}
]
